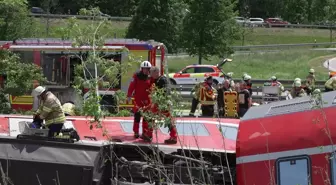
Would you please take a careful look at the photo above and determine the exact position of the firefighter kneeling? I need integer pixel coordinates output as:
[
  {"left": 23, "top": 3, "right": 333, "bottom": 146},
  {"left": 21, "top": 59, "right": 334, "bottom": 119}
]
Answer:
[
  {"left": 199, "top": 75, "right": 217, "bottom": 117},
  {"left": 149, "top": 66, "right": 178, "bottom": 144}
]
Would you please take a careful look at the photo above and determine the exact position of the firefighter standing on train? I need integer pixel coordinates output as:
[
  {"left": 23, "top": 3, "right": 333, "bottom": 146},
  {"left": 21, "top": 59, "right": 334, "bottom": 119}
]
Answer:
[
  {"left": 325, "top": 74, "right": 336, "bottom": 92},
  {"left": 199, "top": 75, "right": 217, "bottom": 117},
  {"left": 127, "top": 61, "right": 153, "bottom": 141},
  {"left": 149, "top": 66, "right": 178, "bottom": 144},
  {"left": 32, "top": 86, "right": 66, "bottom": 137}
]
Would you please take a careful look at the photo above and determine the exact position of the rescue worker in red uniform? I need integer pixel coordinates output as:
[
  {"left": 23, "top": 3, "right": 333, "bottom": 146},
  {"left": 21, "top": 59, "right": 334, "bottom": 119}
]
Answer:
[
  {"left": 127, "top": 61, "right": 152, "bottom": 141},
  {"left": 149, "top": 66, "right": 178, "bottom": 144}
]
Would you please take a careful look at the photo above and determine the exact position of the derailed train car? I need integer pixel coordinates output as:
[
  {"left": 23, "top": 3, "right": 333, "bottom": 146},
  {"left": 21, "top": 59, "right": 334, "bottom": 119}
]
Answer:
[
  {"left": 0, "top": 116, "right": 239, "bottom": 185},
  {"left": 236, "top": 91, "right": 336, "bottom": 185}
]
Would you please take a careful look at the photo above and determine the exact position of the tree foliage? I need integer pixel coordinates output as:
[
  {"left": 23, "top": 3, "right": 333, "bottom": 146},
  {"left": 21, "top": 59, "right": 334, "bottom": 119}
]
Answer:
[
  {"left": 0, "top": 50, "right": 44, "bottom": 114},
  {"left": 0, "top": 0, "right": 38, "bottom": 40},
  {"left": 283, "top": 0, "right": 308, "bottom": 24},
  {"left": 59, "top": 7, "right": 139, "bottom": 127},
  {"left": 181, "top": 0, "right": 239, "bottom": 64},
  {"left": 126, "top": 0, "right": 187, "bottom": 53}
]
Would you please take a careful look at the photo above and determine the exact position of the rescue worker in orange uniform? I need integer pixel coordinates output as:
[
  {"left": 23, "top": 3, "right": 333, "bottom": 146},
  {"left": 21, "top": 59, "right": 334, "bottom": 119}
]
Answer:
[
  {"left": 149, "top": 66, "right": 178, "bottom": 144},
  {"left": 199, "top": 75, "right": 217, "bottom": 117},
  {"left": 127, "top": 61, "right": 153, "bottom": 141}
]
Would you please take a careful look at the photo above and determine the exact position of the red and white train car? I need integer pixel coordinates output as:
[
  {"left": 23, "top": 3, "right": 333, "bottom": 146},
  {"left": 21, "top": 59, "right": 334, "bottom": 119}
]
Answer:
[
  {"left": 0, "top": 116, "right": 238, "bottom": 153},
  {"left": 236, "top": 91, "right": 336, "bottom": 185}
]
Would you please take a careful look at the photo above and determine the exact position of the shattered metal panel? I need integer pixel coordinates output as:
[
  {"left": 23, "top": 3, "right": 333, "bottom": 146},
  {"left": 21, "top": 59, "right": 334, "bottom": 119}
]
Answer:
[
  {"left": 242, "top": 91, "right": 336, "bottom": 121},
  {"left": 0, "top": 138, "right": 99, "bottom": 166}
]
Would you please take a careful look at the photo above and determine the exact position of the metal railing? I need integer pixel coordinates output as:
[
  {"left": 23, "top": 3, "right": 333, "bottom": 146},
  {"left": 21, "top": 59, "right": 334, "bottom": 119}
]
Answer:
[
  {"left": 29, "top": 13, "right": 132, "bottom": 21},
  {"left": 171, "top": 79, "right": 326, "bottom": 103}
]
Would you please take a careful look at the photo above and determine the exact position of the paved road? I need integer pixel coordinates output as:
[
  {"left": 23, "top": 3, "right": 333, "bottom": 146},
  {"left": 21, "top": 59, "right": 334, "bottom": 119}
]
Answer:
[{"left": 324, "top": 57, "right": 336, "bottom": 71}]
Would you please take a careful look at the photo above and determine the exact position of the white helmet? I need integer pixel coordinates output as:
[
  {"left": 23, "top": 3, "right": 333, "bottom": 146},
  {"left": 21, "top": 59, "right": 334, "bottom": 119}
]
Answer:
[
  {"left": 309, "top": 68, "right": 315, "bottom": 73},
  {"left": 227, "top": 72, "right": 233, "bottom": 78},
  {"left": 294, "top": 81, "right": 301, "bottom": 87},
  {"left": 294, "top": 78, "right": 301, "bottom": 82},
  {"left": 270, "top": 76, "right": 277, "bottom": 80},
  {"left": 244, "top": 75, "right": 251, "bottom": 81},
  {"left": 140, "top": 61, "right": 152, "bottom": 68},
  {"left": 32, "top": 86, "right": 46, "bottom": 96}
]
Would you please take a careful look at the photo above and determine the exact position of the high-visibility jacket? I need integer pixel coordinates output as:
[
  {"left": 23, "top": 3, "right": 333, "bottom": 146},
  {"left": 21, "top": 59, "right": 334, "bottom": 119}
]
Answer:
[
  {"left": 62, "top": 103, "right": 76, "bottom": 116},
  {"left": 199, "top": 82, "right": 217, "bottom": 105},
  {"left": 191, "top": 82, "right": 203, "bottom": 99},
  {"left": 36, "top": 91, "right": 66, "bottom": 126},
  {"left": 306, "top": 74, "right": 316, "bottom": 88},
  {"left": 325, "top": 77, "right": 336, "bottom": 90}
]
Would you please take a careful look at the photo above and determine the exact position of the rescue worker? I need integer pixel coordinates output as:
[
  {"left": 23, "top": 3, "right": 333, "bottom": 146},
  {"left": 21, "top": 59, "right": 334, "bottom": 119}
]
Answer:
[
  {"left": 305, "top": 69, "right": 316, "bottom": 93},
  {"left": 32, "top": 86, "right": 66, "bottom": 137},
  {"left": 62, "top": 101, "right": 76, "bottom": 116},
  {"left": 290, "top": 81, "right": 307, "bottom": 98},
  {"left": 293, "top": 78, "right": 301, "bottom": 87},
  {"left": 243, "top": 75, "right": 253, "bottom": 96},
  {"left": 189, "top": 79, "right": 204, "bottom": 117},
  {"left": 199, "top": 75, "right": 217, "bottom": 117},
  {"left": 127, "top": 61, "right": 152, "bottom": 141},
  {"left": 325, "top": 74, "right": 336, "bottom": 92},
  {"left": 217, "top": 79, "right": 232, "bottom": 117},
  {"left": 238, "top": 81, "right": 252, "bottom": 117},
  {"left": 226, "top": 72, "right": 235, "bottom": 88},
  {"left": 270, "top": 76, "right": 284, "bottom": 92},
  {"left": 149, "top": 66, "right": 177, "bottom": 144}
]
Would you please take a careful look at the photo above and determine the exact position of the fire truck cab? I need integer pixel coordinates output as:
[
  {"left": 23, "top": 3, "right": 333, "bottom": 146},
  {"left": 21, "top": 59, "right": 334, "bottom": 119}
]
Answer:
[{"left": 1, "top": 38, "right": 167, "bottom": 113}]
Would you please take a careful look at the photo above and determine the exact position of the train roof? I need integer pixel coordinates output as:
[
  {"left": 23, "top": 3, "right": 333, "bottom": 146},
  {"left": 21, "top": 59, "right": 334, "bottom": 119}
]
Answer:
[
  {"left": 1, "top": 38, "right": 164, "bottom": 51},
  {"left": 241, "top": 91, "right": 336, "bottom": 121},
  {"left": 0, "top": 115, "right": 239, "bottom": 154}
]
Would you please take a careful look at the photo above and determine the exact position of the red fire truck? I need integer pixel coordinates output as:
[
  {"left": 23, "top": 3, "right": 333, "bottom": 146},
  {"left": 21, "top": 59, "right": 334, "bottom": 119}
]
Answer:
[{"left": 0, "top": 38, "right": 167, "bottom": 112}]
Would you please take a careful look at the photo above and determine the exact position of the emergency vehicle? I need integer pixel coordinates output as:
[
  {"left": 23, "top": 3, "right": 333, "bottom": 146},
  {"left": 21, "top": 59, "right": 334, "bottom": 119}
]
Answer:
[
  {"left": 236, "top": 91, "right": 336, "bottom": 185},
  {"left": 0, "top": 38, "right": 166, "bottom": 112},
  {"left": 168, "top": 60, "right": 231, "bottom": 85}
]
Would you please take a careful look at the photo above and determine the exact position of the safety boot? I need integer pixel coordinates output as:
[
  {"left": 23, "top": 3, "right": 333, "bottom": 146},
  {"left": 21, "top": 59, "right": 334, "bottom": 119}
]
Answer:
[
  {"left": 134, "top": 133, "right": 140, "bottom": 139},
  {"left": 140, "top": 134, "right": 152, "bottom": 142},
  {"left": 164, "top": 138, "right": 177, "bottom": 144}
]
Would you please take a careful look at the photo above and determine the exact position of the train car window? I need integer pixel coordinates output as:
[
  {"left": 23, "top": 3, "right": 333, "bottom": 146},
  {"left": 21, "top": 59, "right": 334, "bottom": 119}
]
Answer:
[
  {"left": 276, "top": 156, "right": 311, "bottom": 185},
  {"left": 120, "top": 121, "right": 166, "bottom": 134},
  {"left": 216, "top": 125, "right": 238, "bottom": 140},
  {"left": 160, "top": 122, "right": 210, "bottom": 136}
]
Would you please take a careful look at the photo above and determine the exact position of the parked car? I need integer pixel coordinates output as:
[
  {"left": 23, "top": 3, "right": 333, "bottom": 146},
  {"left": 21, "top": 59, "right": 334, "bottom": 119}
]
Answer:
[
  {"left": 235, "top": 17, "right": 248, "bottom": 26},
  {"left": 31, "top": 7, "right": 45, "bottom": 14},
  {"left": 247, "top": 18, "right": 265, "bottom": 27},
  {"left": 265, "top": 18, "right": 290, "bottom": 27}
]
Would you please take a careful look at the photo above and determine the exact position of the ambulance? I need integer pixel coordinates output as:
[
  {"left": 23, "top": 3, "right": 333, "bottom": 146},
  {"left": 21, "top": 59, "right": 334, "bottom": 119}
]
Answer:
[{"left": 168, "top": 59, "right": 231, "bottom": 85}]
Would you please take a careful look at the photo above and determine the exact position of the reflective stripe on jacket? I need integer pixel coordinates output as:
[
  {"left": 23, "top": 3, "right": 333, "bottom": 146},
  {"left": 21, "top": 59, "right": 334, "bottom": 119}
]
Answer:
[
  {"left": 37, "top": 92, "right": 65, "bottom": 126},
  {"left": 325, "top": 77, "right": 336, "bottom": 90}
]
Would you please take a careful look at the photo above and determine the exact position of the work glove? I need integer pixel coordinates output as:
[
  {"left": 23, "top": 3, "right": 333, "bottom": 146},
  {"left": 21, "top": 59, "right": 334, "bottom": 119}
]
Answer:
[{"left": 127, "top": 97, "right": 132, "bottom": 103}]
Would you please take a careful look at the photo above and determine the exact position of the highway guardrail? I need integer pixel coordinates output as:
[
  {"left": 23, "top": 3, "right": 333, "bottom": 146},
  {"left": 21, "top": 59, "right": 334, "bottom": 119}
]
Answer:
[
  {"left": 171, "top": 79, "right": 326, "bottom": 103},
  {"left": 29, "top": 13, "right": 132, "bottom": 21}
]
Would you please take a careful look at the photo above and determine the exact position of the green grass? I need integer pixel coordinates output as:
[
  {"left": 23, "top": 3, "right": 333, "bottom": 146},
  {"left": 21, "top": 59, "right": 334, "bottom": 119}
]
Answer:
[
  {"left": 167, "top": 50, "right": 336, "bottom": 81},
  {"left": 34, "top": 18, "right": 129, "bottom": 38},
  {"left": 34, "top": 18, "right": 333, "bottom": 46},
  {"left": 236, "top": 27, "right": 332, "bottom": 46}
]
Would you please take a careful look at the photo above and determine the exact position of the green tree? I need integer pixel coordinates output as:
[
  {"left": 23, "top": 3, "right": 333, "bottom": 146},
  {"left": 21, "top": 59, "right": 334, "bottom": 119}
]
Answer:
[
  {"left": 58, "top": 7, "right": 140, "bottom": 127},
  {"left": 0, "top": 0, "right": 37, "bottom": 40},
  {"left": 126, "top": 0, "right": 187, "bottom": 53},
  {"left": 181, "top": 0, "right": 239, "bottom": 64},
  {"left": 282, "top": 0, "right": 308, "bottom": 24},
  {"left": 0, "top": 50, "right": 44, "bottom": 113}
]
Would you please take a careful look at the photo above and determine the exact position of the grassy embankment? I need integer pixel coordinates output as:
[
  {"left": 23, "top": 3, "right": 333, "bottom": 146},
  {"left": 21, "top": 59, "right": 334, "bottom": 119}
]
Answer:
[{"left": 35, "top": 18, "right": 335, "bottom": 80}]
